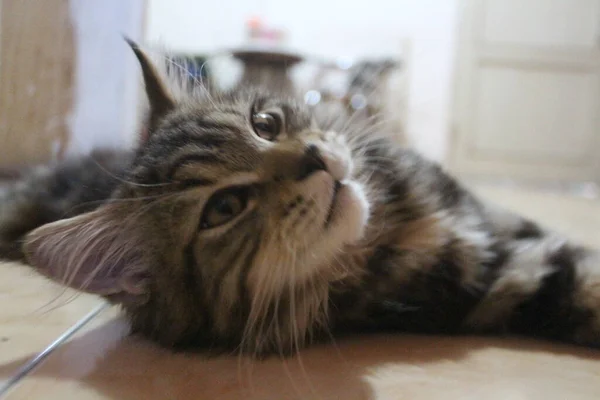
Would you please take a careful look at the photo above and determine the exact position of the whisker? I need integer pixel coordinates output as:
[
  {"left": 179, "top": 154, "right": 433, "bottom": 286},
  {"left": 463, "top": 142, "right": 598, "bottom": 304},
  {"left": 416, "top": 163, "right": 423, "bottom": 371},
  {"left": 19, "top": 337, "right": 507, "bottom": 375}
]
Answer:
[{"left": 87, "top": 155, "right": 171, "bottom": 189}]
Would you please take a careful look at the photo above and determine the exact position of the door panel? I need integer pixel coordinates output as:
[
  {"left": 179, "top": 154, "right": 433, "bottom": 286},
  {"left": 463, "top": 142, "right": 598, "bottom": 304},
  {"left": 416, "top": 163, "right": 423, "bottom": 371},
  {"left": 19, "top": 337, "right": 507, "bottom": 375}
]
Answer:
[
  {"left": 483, "top": 0, "right": 600, "bottom": 49},
  {"left": 451, "top": 0, "right": 600, "bottom": 183},
  {"left": 473, "top": 66, "right": 597, "bottom": 160}
]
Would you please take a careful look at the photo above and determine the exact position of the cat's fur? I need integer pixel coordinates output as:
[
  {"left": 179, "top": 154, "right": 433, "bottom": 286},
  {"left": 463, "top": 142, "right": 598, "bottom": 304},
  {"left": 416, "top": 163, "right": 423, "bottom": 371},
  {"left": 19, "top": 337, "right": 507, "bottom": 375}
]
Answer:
[
  {"left": 0, "top": 149, "right": 132, "bottom": 260},
  {"left": 2, "top": 42, "right": 600, "bottom": 357}
]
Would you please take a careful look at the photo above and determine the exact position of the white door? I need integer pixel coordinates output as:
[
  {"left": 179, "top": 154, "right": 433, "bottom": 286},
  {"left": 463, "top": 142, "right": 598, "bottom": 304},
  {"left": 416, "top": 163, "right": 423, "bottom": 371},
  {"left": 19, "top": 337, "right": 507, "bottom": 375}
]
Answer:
[{"left": 451, "top": 0, "right": 600, "bottom": 183}]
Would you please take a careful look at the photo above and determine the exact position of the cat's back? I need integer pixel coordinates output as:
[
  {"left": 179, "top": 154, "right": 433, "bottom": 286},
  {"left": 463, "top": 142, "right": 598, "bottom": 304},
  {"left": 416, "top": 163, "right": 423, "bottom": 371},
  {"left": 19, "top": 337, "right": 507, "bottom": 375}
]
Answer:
[
  {"left": 0, "top": 149, "right": 133, "bottom": 260},
  {"left": 357, "top": 138, "right": 477, "bottom": 217}
]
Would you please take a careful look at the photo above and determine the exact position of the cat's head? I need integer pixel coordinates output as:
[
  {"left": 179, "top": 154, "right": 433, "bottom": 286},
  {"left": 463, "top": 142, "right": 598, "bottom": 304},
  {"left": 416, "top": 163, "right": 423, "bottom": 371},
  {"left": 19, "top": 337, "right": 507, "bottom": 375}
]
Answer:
[{"left": 22, "top": 41, "right": 370, "bottom": 355}]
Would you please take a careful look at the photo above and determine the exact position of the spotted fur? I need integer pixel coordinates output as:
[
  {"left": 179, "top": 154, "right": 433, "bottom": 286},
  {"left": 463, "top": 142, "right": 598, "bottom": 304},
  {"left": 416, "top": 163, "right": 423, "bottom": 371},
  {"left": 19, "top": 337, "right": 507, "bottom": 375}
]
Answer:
[{"left": 1, "top": 42, "right": 600, "bottom": 357}]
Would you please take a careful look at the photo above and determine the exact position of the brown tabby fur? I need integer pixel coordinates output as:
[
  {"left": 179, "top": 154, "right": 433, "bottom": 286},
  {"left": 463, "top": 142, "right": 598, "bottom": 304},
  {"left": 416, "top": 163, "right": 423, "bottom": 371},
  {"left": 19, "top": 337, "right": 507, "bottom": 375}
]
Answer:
[{"left": 1, "top": 41, "right": 600, "bottom": 358}]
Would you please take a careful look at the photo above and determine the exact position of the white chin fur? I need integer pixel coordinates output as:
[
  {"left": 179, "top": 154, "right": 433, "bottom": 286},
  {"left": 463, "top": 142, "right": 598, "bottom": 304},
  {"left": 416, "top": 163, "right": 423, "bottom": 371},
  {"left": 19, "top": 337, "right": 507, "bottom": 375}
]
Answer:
[
  {"left": 329, "top": 180, "right": 370, "bottom": 245},
  {"left": 293, "top": 179, "right": 370, "bottom": 282}
]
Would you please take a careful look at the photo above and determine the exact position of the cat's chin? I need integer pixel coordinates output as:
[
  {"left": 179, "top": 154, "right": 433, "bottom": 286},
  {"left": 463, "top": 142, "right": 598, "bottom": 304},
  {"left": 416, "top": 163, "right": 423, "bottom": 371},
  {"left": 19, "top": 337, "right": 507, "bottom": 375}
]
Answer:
[{"left": 325, "top": 179, "right": 370, "bottom": 245}]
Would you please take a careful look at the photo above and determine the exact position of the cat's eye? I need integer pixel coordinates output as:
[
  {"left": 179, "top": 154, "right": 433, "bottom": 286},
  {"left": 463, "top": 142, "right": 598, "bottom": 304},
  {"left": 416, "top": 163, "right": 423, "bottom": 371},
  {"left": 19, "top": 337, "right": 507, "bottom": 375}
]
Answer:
[
  {"left": 199, "top": 186, "right": 251, "bottom": 230},
  {"left": 252, "top": 112, "right": 280, "bottom": 141}
]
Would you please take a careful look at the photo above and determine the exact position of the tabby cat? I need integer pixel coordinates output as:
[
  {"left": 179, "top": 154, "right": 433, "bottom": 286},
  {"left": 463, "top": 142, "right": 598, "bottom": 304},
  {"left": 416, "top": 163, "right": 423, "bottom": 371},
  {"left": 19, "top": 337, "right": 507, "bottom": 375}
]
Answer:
[{"left": 1, "top": 41, "right": 600, "bottom": 357}]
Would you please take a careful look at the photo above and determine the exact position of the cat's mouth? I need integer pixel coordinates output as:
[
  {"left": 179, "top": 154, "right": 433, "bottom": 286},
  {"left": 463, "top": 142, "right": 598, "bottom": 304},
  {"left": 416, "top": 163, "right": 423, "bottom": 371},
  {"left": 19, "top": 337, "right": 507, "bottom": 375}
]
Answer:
[
  {"left": 324, "top": 180, "right": 343, "bottom": 227},
  {"left": 301, "top": 170, "right": 368, "bottom": 240}
]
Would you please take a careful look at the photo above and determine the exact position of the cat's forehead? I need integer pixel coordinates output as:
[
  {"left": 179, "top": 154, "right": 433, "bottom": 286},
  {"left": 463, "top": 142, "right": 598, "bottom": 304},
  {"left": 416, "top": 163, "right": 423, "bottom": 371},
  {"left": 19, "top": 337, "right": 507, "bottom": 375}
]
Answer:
[
  {"left": 164, "top": 92, "right": 311, "bottom": 131},
  {"left": 211, "top": 90, "right": 313, "bottom": 130},
  {"left": 128, "top": 93, "right": 314, "bottom": 185}
]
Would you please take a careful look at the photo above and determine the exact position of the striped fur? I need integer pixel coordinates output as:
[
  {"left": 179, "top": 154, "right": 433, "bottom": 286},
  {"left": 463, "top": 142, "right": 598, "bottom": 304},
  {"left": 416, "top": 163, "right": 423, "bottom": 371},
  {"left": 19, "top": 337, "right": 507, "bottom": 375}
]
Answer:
[{"left": 1, "top": 45, "right": 600, "bottom": 357}]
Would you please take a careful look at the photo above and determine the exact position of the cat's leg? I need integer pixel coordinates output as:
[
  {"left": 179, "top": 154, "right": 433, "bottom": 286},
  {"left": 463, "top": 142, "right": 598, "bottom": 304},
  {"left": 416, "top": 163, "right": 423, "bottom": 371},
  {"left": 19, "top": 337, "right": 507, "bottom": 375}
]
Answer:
[{"left": 464, "top": 234, "right": 600, "bottom": 347}]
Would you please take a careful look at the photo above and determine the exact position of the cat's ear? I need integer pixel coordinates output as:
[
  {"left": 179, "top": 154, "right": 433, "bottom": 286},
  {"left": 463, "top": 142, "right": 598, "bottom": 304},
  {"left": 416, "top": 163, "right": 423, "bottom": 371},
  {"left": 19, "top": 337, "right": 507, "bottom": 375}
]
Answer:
[
  {"left": 23, "top": 206, "right": 150, "bottom": 304},
  {"left": 125, "top": 37, "right": 175, "bottom": 134}
]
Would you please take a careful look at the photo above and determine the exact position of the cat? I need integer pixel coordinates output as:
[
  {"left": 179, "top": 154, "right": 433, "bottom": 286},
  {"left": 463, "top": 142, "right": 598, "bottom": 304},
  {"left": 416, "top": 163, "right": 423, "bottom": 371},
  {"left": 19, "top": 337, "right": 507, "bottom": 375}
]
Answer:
[{"left": 1, "top": 40, "right": 600, "bottom": 358}]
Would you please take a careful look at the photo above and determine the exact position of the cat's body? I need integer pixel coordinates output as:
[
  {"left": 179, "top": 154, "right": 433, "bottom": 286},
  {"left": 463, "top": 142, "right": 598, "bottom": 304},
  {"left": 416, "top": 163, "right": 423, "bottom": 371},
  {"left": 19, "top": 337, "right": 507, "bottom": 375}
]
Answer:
[
  {"left": 1, "top": 42, "right": 599, "bottom": 357},
  {"left": 0, "top": 149, "right": 132, "bottom": 260}
]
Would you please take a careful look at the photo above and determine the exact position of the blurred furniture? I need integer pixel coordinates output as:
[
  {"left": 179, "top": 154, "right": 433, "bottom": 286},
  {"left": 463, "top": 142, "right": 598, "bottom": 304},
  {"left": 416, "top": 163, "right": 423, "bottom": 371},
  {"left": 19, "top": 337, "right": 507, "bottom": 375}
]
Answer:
[
  {"left": 322, "top": 59, "right": 399, "bottom": 117},
  {"left": 166, "top": 54, "right": 212, "bottom": 84},
  {"left": 302, "top": 56, "right": 408, "bottom": 145},
  {"left": 232, "top": 48, "right": 303, "bottom": 94}
]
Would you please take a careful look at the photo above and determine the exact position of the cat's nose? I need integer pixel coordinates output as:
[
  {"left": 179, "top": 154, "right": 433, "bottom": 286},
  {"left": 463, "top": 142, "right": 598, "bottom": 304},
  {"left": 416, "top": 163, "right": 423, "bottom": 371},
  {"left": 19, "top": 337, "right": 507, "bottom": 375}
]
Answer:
[{"left": 297, "top": 144, "right": 327, "bottom": 180}]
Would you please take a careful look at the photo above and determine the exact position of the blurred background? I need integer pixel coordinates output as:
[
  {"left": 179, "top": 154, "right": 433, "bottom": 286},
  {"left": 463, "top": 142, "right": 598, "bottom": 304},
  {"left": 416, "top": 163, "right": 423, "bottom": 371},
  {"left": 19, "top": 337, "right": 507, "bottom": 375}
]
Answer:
[{"left": 0, "top": 0, "right": 598, "bottom": 195}]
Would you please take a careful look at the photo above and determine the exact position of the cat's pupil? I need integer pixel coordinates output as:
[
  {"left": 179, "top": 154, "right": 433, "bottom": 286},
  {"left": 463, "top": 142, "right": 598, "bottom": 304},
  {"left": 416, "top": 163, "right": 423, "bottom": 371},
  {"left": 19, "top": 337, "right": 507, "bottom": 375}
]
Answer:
[
  {"left": 255, "top": 122, "right": 270, "bottom": 132},
  {"left": 199, "top": 187, "right": 250, "bottom": 230},
  {"left": 215, "top": 197, "right": 236, "bottom": 216}
]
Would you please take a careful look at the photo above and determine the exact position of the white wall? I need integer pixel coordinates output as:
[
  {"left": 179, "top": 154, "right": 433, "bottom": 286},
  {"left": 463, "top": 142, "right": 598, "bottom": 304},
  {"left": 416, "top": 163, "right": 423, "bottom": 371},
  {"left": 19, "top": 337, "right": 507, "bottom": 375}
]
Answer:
[
  {"left": 146, "top": 0, "right": 459, "bottom": 163},
  {"left": 67, "top": 0, "right": 145, "bottom": 156}
]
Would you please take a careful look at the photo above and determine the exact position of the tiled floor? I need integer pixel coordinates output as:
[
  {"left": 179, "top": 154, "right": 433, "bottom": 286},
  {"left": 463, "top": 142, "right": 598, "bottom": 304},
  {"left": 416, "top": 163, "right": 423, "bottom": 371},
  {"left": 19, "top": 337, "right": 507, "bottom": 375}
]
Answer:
[{"left": 1, "top": 184, "right": 599, "bottom": 399}]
